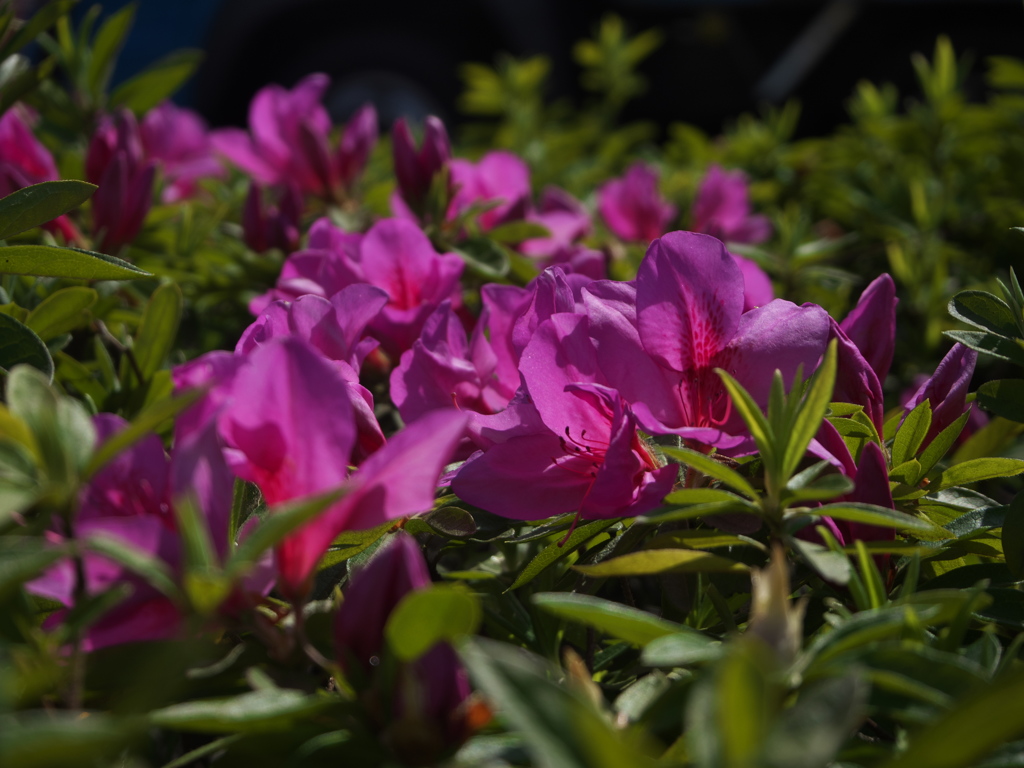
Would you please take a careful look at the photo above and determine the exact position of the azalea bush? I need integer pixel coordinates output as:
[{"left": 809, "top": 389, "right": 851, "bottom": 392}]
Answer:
[{"left": 5, "top": 4, "right": 1024, "bottom": 768}]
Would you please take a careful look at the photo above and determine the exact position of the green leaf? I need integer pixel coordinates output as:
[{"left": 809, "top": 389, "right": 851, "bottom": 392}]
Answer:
[
  {"left": 783, "top": 472, "right": 855, "bottom": 504},
  {"left": 0, "top": 537, "right": 65, "bottom": 601},
  {"left": 764, "top": 674, "right": 868, "bottom": 768},
  {"left": 423, "top": 505, "right": 478, "bottom": 538},
  {"left": 0, "top": 244, "right": 151, "bottom": 280},
  {"left": 318, "top": 520, "right": 393, "bottom": 570},
  {"left": 949, "top": 290, "right": 1020, "bottom": 337},
  {"left": 781, "top": 340, "right": 837, "bottom": 481},
  {"left": 945, "top": 330, "right": 1024, "bottom": 367},
  {"left": 84, "top": 533, "right": 180, "bottom": 600},
  {"left": 385, "top": 584, "right": 482, "bottom": 661},
  {"left": 507, "top": 518, "right": 616, "bottom": 591},
  {"left": 1004, "top": 491, "right": 1024, "bottom": 579},
  {"left": 804, "top": 503, "right": 944, "bottom": 536},
  {"left": 641, "top": 632, "right": 722, "bottom": 667},
  {"left": 659, "top": 445, "right": 759, "bottom": 500},
  {"left": 662, "top": 487, "right": 748, "bottom": 506},
  {"left": 457, "top": 638, "right": 590, "bottom": 768},
  {"left": 110, "top": 49, "right": 203, "bottom": 114},
  {"left": 84, "top": 389, "right": 203, "bottom": 479},
  {"left": 0, "top": 181, "right": 96, "bottom": 240},
  {"left": 133, "top": 283, "right": 182, "bottom": 380},
  {"left": 978, "top": 380, "right": 1024, "bottom": 423},
  {"left": 531, "top": 592, "right": 686, "bottom": 646},
  {"left": 455, "top": 237, "right": 511, "bottom": 281},
  {"left": 149, "top": 689, "right": 333, "bottom": 734},
  {"left": 87, "top": 3, "right": 135, "bottom": 95},
  {"left": 0, "top": 0, "right": 76, "bottom": 62},
  {"left": 716, "top": 370, "right": 775, "bottom": 463},
  {"left": 486, "top": 220, "right": 551, "bottom": 244},
  {"left": 573, "top": 549, "right": 748, "bottom": 577},
  {"left": 892, "top": 399, "right": 932, "bottom": 467},
  {"left": 227, "top": 487, "right": 349, "bottom": 579},
  {"left": 880, "top": 666, "right": 1024, "bottom": 768},
  {"left": 917, "top": 409, "right": 972, "bottom": 477},
  {"left": 644, "top": 530, "right": 756, "bottom": 550},
  {"left": 931, "top": 457, "right": 1024, "bottom": 490},
  {"left": 790, "top": 536, "right": 852, "bottom": 584},
  {"left": 0, "top": 711, "right": 134, "bottom": 768},
  {"left": 0, "top": 315, "right": 53, "bottom": 380},
  {"left": 25, "top": 286, "right": 97, "bottom": 341}
]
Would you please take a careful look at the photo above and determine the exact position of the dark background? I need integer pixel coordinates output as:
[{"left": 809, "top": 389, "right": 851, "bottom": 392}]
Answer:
[{"left": 90, "top": 0, "right": 1024, "bottom": 137}]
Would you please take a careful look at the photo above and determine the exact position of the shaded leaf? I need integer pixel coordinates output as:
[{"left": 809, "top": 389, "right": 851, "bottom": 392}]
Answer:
[
  {"left": 25, "top": 286, "right": 97, "bottom": 341},
  {"left": 0, "top": 181, "right": 95, "bottom": 240},
  {"left": 385, "top": 584, "right": 482, "bottom": 661},
  {"left": 532, "top": 592, "right": 686, "bottom": 646},
  {"left": 0, "top": 315, "right": 52, "bottom": 379},
  {"left": 110, "top": 49, "right": 203, "bottom": 114}
]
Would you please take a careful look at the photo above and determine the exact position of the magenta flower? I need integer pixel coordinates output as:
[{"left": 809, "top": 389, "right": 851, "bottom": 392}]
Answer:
[
  {"left": 26, "top": 415, "right": 183, "bottom": 650},
  {"left": 359, "top": 218, "right": 465, "bottom": 356},
  {"left": 449, "top": 150, "right": 531, "bottom": 230},
  {"left": 734, "top": 253, "right": 774, "bottom": 311},
  {"left": 249, "top": 218, "right": 364, "bottom": 314},
  {"left": 86, "top": 109, "right": 156, "bottom": 252},
  {"left": 691, "top": 165, "right": 771, "bottom": 244},
  {"left": 212, "top": 74, "right": 377, "bottom": 199},
  {"left": 391, "top": 300, "right": 515, "bottom": 428},
  {"left": 218, "top": 337, "right": 467, "bottom": 600},
  {"left": 839, "top": 274, "right": 897, "bottom": 385},
  {"left": 583, "top": 232, "right": 829, "bottom": 451},
  {"left": 902, "top": 343, "right": 978, "bottom": 449},
  {"left": 334, "top": 532, "right": 474, "bottom": 759},
  {"left": 392, "top": 115, "right": 451, "bottom": 216},
  {"left": 453, "top": 312, "right": 677, "bottom": 521},
  {"left": 140, "top": 101, "right": 225, "bottom": 202},
  {"left": 236, "top": 285, "right": 390, "bottom": 463},
  {"left": 597, "top": 162, "right": 677, "bottom": 243},
  {"left": 242, "top": 181, "right": 303, "bottom": 253}
]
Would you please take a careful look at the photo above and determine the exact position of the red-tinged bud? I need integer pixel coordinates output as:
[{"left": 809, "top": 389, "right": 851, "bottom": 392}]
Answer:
[
  {"left": 392, "top": 115, "right": 451, "bottom": 215},
  {"left": 334, "top": 531, "right": 429, "bottom": 680},
  {"left": 243, "top": 182, "right": 302, "bottom": 254}
]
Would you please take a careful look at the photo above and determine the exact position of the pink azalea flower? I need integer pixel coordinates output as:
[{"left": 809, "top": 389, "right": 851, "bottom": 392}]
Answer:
[
  {"left": 453, "top": 312, "right": 677, "bottom": 521},
  {"left": 86, "top": 109, "right": 156, "bottom": 252},
  {"left": 582, "top": 232, "right": 829, "bottom": 451},
  {"left": 140, "top": 101, "right": 225, "bottom": 202},
  {"left": 691, "top": 165, "right": 772, "bottom": 244},
  {"left": 218, "top": 337, "right": 467, "bottom": 600},
  {"left": 597, "top": 162, "right": 677, "bottom": 243},
  {"left": 449, "top": 150, "right": 531, "bottom": 230},
  {"left": 391, "top": 300, "right": 514, "bottom": 418},
  {"left": 212, "top": 73, "right": 377, "bottom": 199}
]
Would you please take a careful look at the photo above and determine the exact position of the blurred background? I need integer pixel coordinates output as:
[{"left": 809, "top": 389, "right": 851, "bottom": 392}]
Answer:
[{"left": 72, "top": 0, "right": 1024, "bottom": 138}]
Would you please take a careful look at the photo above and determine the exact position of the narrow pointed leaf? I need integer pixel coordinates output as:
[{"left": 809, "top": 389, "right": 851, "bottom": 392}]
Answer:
[
  {"left": 892, "top": 399, "right": 932, "bottom": 466},
  {"left": 25, "top": 286, "right": 97, "bottom": 341},
  {"left": 110, "top": 50, "right": 203, "bottom": 114},
  {"left": 133, "top": 283, "right": 183, "bottom": 380},
  {"left": 659, "top": 445, "right": 758, "bottom": 500},
  {"left": 917, "top": 409, "right": 972, "bottom": 477},
  {"left": 574, "top": 548, "right": 748, "bottom": 577},
  {"left": 931, "top": 458, "right": 1024, "bottom": 491},
  {"left": 0, "top": 181, "right": 96, "bottom": 240},
  {"left": 806, "top": 502, "right": 944, "bottom": 535},
  {"left": 506, "top": 518, "right": 616, "bottom": 591},
  {"left": 532, "top": 592, "right": 686, "bottom": 646},
  {"left": 716, "top": 369, "right": 774, "bottom": 460},
  {"left": 944, "top": 331, "right": 1024, "bottom": 367},
  {"left": 227, "top": 487, "right": 349, "bottom": 578},
  {"left": 782, "top": 340, "right": 837, "bottom": 480},
  {"left": 949, "top": 291, "right": 1020, "bottom": 337},
  {"left": 0, "top": 244, "right": 151, "bottom": 280},
  {"left": 149, "top": 690, "right": 333, "bottom": 734}
]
